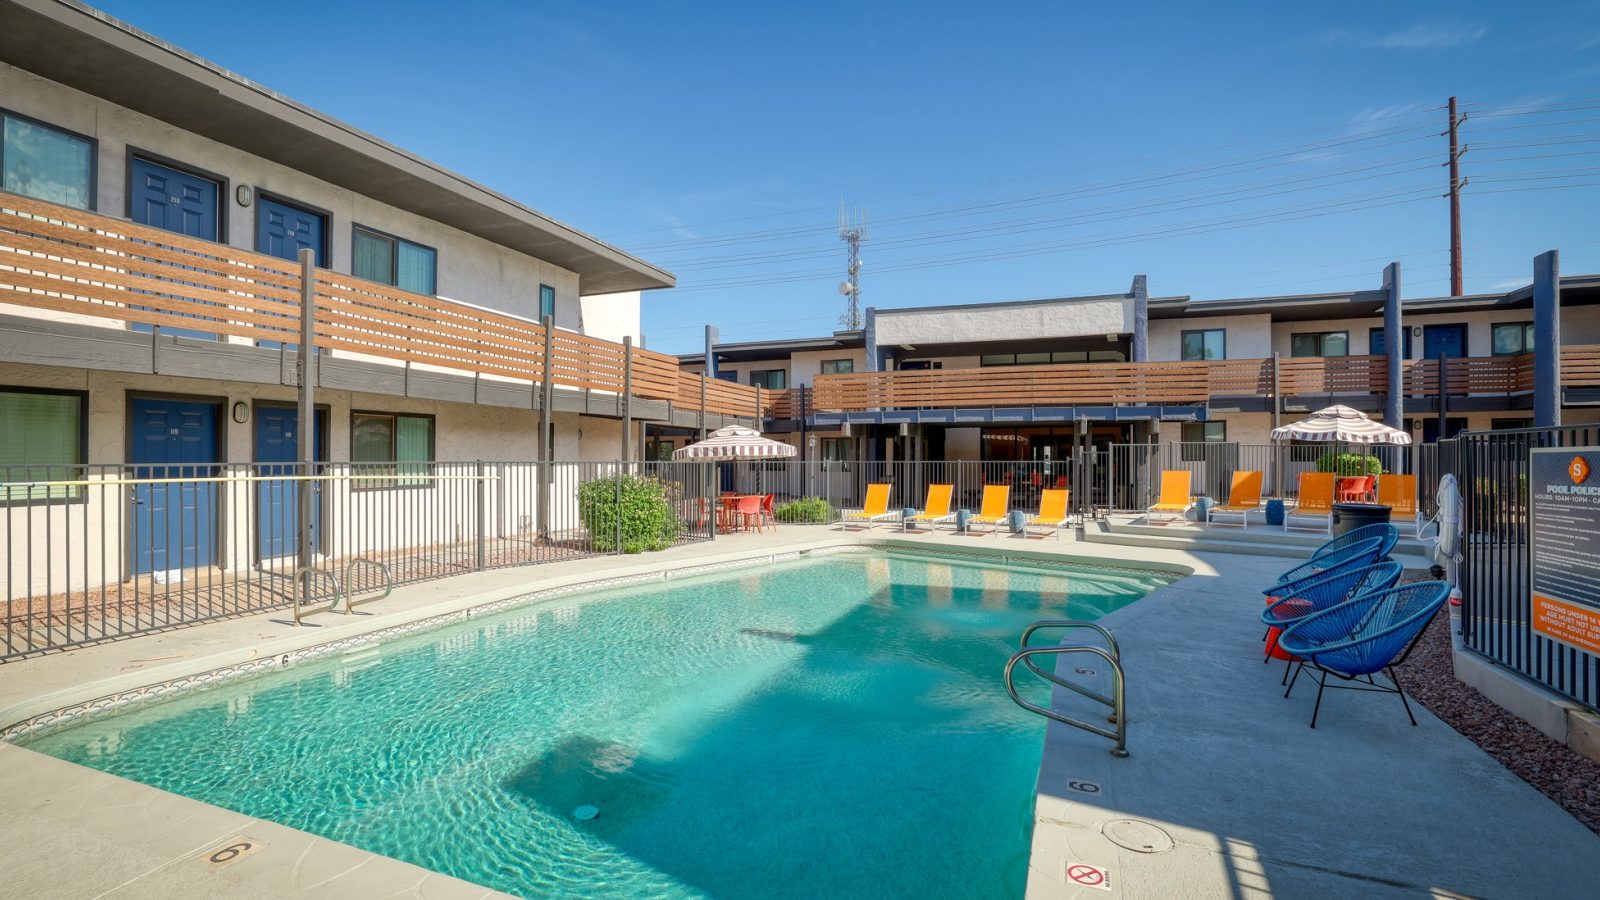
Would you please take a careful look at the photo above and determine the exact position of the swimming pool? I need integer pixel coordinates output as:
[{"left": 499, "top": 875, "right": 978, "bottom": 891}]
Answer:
[{"left": 23, "top": 550, "right": 1172, "bottom": 898}]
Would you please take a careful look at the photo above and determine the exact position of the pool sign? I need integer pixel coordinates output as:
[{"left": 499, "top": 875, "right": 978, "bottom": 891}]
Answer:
[
  {"left": 1065, "top": 861, "right": 1113, "bottom": 891},
  {"left": 1529, "top": 447, "right": 1600, "bottom": 656}
]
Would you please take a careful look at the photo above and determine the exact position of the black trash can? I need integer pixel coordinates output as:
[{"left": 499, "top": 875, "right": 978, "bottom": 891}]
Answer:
[{"left": 1331, "top": 502, "right": 1391, "bottom": 536}]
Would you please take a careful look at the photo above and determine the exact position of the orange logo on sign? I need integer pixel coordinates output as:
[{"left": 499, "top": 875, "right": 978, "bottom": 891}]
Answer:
[{"left": 1571, "top": 456, "right": 1592, "bottom": 485}]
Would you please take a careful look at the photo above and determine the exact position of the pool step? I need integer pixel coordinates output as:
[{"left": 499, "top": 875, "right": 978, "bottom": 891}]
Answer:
[{"left": 1083, "top": 518, "right": 1434, "bottom": 566}]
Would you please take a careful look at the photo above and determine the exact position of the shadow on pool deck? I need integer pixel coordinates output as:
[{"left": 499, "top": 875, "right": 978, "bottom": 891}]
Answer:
[{"left": 1024, "top": 552, "right": 1600, "bottom": 899}]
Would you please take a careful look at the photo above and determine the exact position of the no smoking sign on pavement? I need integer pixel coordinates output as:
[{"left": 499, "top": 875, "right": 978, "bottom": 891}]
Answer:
[{"left": 1065, "top": 861, "right": 1112, "bottom": 891}]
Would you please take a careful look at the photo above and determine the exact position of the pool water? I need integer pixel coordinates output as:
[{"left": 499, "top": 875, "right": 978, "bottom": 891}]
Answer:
[{"left": 24, "top": 551, "right": 1170, "bottom": 898}]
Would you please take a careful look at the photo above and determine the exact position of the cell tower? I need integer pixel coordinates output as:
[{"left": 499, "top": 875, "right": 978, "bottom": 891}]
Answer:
[{"left": 837, "top": 202, "right": 868, "bottom": 330}]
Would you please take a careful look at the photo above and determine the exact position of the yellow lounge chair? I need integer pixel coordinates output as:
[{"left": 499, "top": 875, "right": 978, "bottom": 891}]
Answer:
[
  {"left": 839, "top": 483, "right": 897, "bottom": 530},
  {"left": 1024, "top": 488, "right": 1072, "bottom": 539},
  {"left": 1285, "top": 472, "right": 1336, "bottom": 533},
  {"left": 1146, "top": 470, "right": 1193, "bottom": 523},
  {"left": 903, "top": 484, "right": 955, "bottom": 532},
  {"left": 1206, "top": 470, "right": 1264, "bottom": 529},
  {"left": 967, "top": 485, "right": 1010, "bottom": 534},
  {"left": 1377, "top": 474, "right": 1421, "bottom": 533}
]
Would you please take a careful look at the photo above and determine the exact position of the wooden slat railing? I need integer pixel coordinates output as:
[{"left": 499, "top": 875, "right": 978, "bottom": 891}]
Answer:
[
  {"left": 0, "top": 191, "right": 759, "bottom": 418},
  {"left": 1278, "top": 355, "right": 1389, "bottom": 395},
  {"left": 809, "top": 350, "right": 1600, "bottom": 413},
  {"left": 1562, "top": 345, "right": 1600, "bottom": 388},
  {"left": 762, "top": 387, "right": 810, "bottom": 419}
]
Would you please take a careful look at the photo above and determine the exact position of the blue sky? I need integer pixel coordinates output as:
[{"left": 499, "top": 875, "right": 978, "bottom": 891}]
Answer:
[{"left": 98, "top": 1, "right": 1600, "bottom": 353}]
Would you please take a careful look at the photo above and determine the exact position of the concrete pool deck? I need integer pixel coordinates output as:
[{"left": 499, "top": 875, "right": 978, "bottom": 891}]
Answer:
[{"left": 0, "top": 526, "right": 1594, "bottom": 898}]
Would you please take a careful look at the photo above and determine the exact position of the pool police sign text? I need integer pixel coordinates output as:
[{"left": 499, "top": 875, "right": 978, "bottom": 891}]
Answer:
[{"left": 1529, "top": 447, "right": 1600, "bottom": 656}]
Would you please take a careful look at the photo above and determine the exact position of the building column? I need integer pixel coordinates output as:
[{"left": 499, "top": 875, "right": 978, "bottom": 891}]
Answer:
[
  {"left": 703, "top": 324, "right": 720, "bottom": 380},
  {"left": 1382, "top": 262, "right": 1404, "bottom": 431},
  {"left": 1534, "top": 250, "right": 1562, "bottom": 428},
  {"left": 863, "top": 307, "right": 881, "bottom": 372},
  {"left": 1130, "top": 274, "right": 1149, "bottom": 363}
]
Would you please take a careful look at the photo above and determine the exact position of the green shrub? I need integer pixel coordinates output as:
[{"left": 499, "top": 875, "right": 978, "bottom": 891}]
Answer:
[
  {"left": 775, "top": 496, "right": 834, "bottom": 523},
  {"left": 578, "top": 475, "right": 680, "bottom": 553},
  {"left": 1314, "top": 452, "right": 1383, "bottom": 477}
]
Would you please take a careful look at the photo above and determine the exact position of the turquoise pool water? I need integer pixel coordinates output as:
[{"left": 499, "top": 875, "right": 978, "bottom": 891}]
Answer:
[{"left": 24, "top": 551, "right": 1170, "bottom": 898}]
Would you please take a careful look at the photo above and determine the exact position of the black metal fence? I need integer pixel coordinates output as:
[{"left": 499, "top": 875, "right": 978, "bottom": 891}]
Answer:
[
  {"left": 1, "top": 460, "right": 717, "bottom": 660},
  {"left": 1447, "top": 425, "right": 1600, "bottom": 711}
]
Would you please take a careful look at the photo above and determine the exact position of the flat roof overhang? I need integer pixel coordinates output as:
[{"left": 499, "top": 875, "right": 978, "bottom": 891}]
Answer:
[{"left": 1, "top": 0, "right": 673, "bottom": 294}]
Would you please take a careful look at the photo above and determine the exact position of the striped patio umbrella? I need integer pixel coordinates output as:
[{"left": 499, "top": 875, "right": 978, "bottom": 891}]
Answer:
[
  {"left": 672, "top": 425, "right": 798, "bottom": 459},
  {"left": 1270, "top": 405, "right": 1413, "bottom": 445}
]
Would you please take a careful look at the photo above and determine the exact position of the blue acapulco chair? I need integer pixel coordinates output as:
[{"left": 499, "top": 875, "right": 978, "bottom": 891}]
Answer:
[
  {"left": 1277, "top": 581, "right": 1452, "bottom": 728},
  {"left": 1276, "top": 524, "right": 1399, "bottom": 586},
  {"left": 1260, "top": 561, "right": 1405, "bottom": 683},
  {"left": 1272, "top": 535, "right": 1386, "bottom": 587}
]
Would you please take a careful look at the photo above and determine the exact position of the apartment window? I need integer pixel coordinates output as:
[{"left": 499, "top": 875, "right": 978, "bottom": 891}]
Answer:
[
  {"left": 353, "top": 226, "right": 437, "bottom": 295},
  {"left": 539, "top": 284, "right": 556, "bottom": 321},
  {"left": 1290, "top": 331, "right": 1349, "bottom": 358},
  {"left": 1492, "top": 322, "right": 1536, "bottom": 356},
  {"left": 1, "top": 111, "right": 94, "bottom": 210},
  {"left": 0, "top": 387, "right": 85, "bottom": 502},
  {"left": 1181, "top": 329, "right": 1226, "bottom": 361},
  {"left": 820, "top": 358, "right": 854, "bottom": 375},
  {"left": 1491, "top": 418, "right": 1531, "bottom": 431},
  {"left": 1179, "top": 421, "right": 1226, "bottom": 460},
  {"left": 351, "top": 412, "right": 435, "bottom": 489},
  {"left": 821, "top": 436, "right": 852, "bottom": 470},
  {"left": 749, "top": 369, "right": 787, "bottom": 390}
]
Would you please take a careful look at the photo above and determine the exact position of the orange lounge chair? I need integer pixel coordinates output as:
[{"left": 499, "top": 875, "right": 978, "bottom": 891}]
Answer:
[
  {"left": 968, "top": 485, "right": 1010, "bottom": 534},
  {"left": 1206, "top": 471, "right": 1264, "bottom": 529},
  {"left": 903, "top": 484, "right": 956, "bottom": 531},
  {"left": 1146, "top": 470, "right": 1193, "bottom": 523},
  {"left": 1024, "top": 488, "right": 1072, "bottom": 539},
  {"left": 1285, "top": 472, "right": 1336, "bottom": 533},
  {"left": 1376, "top": 474, "right": 1421, "bottom": 533},
  {"left": 838, "top": 483, "right": 897, "bottom": 530}
]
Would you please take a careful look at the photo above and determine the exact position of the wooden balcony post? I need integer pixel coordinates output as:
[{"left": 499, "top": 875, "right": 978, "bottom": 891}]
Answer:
[
  {"left": 539, "top": 314, "right": 555, "bottom": 538},
  {"left": 296, "top": 247, "right": 316, "bottom": 611},
  {"left": 621, "top": 335, "right": 633, "bottom": 463}
]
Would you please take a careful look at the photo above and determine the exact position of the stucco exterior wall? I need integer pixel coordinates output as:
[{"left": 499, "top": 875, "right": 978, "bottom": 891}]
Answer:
[
  {"left": 0, "top": 62, "right": 582, "bottom": 328},
  {"left": 578, "top": 292, "right": 643, "bottom": 345},
  {"left": 1148, "top": 313, "right": 1273, "bottom": 360},
  {"left": 874, "top": 297, "right": 1133, "bottom": 347}
]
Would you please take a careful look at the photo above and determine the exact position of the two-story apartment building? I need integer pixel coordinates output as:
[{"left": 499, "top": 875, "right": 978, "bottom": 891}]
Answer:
[
  {"left": 0, "top": 0, "right": 761, "bottom": 589},
  {"left": 672, "top": 269, "right": 1600, "bottom": 469},
  {"left": 0, "top": 0, "right": 758, "bottom": 588}
]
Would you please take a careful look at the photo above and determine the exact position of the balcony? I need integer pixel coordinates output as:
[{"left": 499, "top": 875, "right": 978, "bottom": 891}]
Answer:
[
  {"left": 808, "top": 350, "right": 1600, "bottom": 417},
  {"left": 0, "top": 191, "right": 759, "bottom": 420}
]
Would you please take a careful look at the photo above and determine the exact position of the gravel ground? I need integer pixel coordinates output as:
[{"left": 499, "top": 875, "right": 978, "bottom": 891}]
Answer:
[{"left": 1394, "top": 604, "right": 1600, "bottom": 837}]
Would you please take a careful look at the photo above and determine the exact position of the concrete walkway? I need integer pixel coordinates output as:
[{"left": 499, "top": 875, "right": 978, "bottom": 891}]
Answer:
[{"left": 1025, "top": 548, "right": 1600, "bottom": 899}]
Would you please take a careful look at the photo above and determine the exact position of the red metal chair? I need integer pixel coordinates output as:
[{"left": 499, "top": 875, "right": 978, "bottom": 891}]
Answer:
[
  {"left": 735, "top": 494, "right": 763, "bottom": 532},
  {"left": 1336, "top": 476, "right": 1375, "bottom": 503},
  {"left": 760, "top": 493, "right": 776, "bottom": 530}
]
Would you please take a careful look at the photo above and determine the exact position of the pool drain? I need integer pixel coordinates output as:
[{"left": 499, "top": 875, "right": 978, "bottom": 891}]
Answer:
[
  {"left": 574, "top": 805, "right": 600, "bottom": 821},
  {"left": 1101, "top": 819, "right": 1173, "bottom": 854}
]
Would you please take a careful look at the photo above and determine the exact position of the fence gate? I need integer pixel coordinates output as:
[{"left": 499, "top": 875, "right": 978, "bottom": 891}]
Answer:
[{"left": 1451, "top": 425, "right": 1599, "bottom": 712}]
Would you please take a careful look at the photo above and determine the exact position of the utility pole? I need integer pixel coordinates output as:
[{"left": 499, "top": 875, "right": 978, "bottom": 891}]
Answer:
[
  {"left": 838, "top": 202, "right": 868, "bottom": 330},
  {"left": 1446, "top": 96, "right": 1467, "bottom": 296}
]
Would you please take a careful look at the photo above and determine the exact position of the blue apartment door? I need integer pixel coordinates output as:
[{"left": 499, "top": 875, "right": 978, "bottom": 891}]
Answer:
[
  {"left": 128, "top": 157, "right": 221, "bottom": 340},
  {"left": 130, "top": 398, "right": 219, "bottom": 575},
  {"left": 255, "top": 197, "right": 326, "bottom": 349},
  {"left": 1422, "top": 324, "right": 1467, "bottom": 360},
  {"left": 254, "top": 406, "right": 326, "bottom": 560}
]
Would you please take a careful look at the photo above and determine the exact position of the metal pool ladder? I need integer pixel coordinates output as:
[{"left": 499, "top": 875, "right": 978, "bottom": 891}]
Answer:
[{"left": 1004, "top": 620, "right": 1129, "bottom": 758}]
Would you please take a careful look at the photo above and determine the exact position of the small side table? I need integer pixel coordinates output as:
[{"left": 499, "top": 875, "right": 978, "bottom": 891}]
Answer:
[{"left": 1265, "top": 498, "right": 1286, "bottom": 527}]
